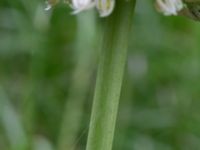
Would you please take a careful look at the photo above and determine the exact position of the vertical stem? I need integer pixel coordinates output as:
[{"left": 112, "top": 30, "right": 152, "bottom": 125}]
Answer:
[
  {"left": 57, "top": 11, "right": 97, "bottom": 150},
  {"left": 86, "top": 0, "right": 136, "bottom": 150}
]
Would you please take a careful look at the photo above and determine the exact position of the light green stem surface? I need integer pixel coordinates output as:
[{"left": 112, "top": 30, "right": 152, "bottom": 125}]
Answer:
[
  {"left": 86, "top": 0, "right": 136, "bottom": 150},
  {"left": 57, "top": 11, "right": 97, "bottom": 150}
]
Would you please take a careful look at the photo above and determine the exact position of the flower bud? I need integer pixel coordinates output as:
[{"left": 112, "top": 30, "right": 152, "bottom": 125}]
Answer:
[
  {"left": 71, "top": 0, "right": 95, "bottom": 14},
  {"left": 96, "top": 0, "right": 115, "bottom": 17},
  {"left": 156, "top": 0, "right": 184, "bottom": 15}
]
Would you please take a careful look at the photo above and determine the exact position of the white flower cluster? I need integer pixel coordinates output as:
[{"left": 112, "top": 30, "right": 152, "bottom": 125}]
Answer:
[
  {"left": 46, "top": 0, "right": 115, "bottom": 17},
  {"left": 71, "top": 0, "right": 116, "bottom": 17},
  {"left": 156, "top": 0, "right": 184, "bottom": 16},
  {"left": 45, "top": 0, "right": 186, "bottom": 17}
]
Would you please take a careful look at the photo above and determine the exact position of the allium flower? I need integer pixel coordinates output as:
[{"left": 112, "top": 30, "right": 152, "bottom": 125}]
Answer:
[
  {"left": 70, "top": 0, "right": 115, "bottom": 16},
  {"left": 156, "top": 0, "right": 184, "bottom": 16},
  {"left": 45, "top": 0, "right": 115, "bottom": 17},
  {"left": 96, "top": 0, "right": 115, "bottom": 17},
  {"left": 70, "top": 0, "right": 95, "bottom": 14}
]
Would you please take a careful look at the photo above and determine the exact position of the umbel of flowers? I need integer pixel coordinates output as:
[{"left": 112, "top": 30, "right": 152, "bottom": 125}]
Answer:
[
  {"left": 46, "top": 0, "right": 200, "bottom": 20},
  {"left": 46, "top": 0, "right": 115, "bottom": 17},
  {"left": 46, "top": 0, "right": 186, "bottom": 17}
]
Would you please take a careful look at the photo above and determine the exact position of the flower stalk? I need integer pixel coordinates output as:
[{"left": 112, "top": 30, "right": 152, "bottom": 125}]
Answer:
[
  {"left": 86, "top": 0, "right": 136, "bottom": 150},
  {"left": 57, "top": 11, "right": 97, "bottom": 150}
]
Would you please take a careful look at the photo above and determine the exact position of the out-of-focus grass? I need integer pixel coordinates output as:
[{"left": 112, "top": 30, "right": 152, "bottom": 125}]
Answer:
[{"left": 1, "top": 0, "right": 200, "bottom": 149}]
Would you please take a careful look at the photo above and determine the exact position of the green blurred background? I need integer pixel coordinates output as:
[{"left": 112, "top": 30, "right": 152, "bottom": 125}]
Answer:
[{"left": 1, "top": 0, "right": 200, "bottom": 150}]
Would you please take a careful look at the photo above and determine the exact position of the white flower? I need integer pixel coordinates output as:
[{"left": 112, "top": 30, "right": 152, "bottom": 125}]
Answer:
[
  {"left": 70, "top": 0, "right": 95, "bottom": 14},
  {"left": 45, "top": 3, "right": 52, "bottom": 11},
  {"left": 45, "top": 0, "right": 116, "bottom": 17},
  {"left": 70, "top": 0, "right": 115, "bottom": 17},
  {"left": 96, "top": 0, "right": 115, "bottom": 17},
  {"left": 156, "top": 0, "right": 184, "bottom": 16}
]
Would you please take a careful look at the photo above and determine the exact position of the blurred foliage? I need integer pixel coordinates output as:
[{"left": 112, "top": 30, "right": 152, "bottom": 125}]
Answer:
[{"left": 0, "top": 0, "right": 200, "bottom": 150}]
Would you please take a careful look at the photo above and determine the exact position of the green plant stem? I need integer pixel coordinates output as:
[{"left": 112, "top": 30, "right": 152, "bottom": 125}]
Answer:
[
  {"left": 57, "top": 11, "right": 97, "bottom": 150},
  {"left": 86, "top": 0, "right": 136, "bottom": 150}
]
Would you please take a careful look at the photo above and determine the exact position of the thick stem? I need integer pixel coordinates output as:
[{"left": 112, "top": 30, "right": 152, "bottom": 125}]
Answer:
[{"left": 86, "top": 0, "right": 136, "bottom": 150}]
